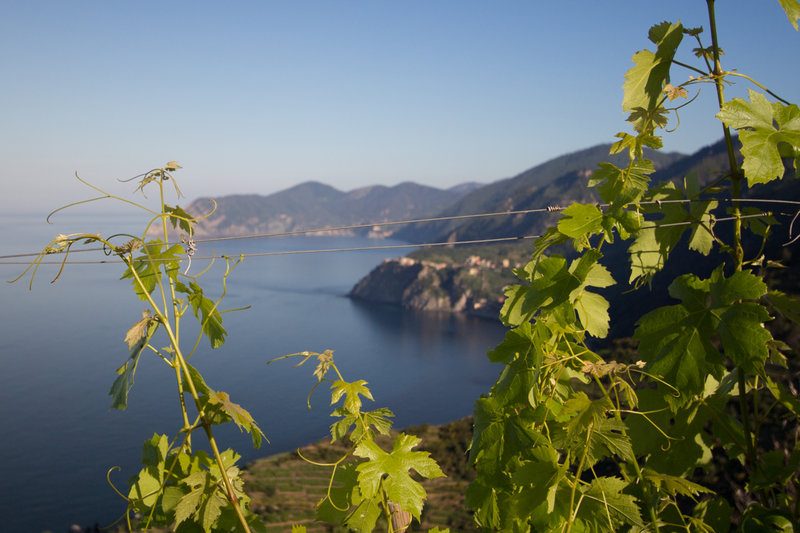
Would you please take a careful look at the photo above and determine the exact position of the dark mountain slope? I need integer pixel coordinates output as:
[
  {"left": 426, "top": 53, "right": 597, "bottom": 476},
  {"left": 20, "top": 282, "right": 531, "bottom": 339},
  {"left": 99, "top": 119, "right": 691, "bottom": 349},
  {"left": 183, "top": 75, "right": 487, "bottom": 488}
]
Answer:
[{"left": 394, "top": 144, "right": 685, "bottom": 244}]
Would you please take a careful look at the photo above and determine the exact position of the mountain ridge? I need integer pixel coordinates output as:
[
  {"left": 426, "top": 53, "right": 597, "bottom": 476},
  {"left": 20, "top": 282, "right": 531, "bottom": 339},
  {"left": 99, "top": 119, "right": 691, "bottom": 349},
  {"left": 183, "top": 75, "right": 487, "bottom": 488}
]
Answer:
[
  {"left": 185, "top": 180, "right": 479, "bottom": 238},
  {"left": 184, "top": 143, "right": 688, "bottom": 240}
]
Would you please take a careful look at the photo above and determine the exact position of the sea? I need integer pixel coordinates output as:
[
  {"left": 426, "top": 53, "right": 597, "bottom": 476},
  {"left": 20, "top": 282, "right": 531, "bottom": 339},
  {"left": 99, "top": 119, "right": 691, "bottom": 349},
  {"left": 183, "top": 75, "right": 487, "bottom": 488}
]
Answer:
[{"left": 0, "top": 213, "right": 508, "bottom": 533}]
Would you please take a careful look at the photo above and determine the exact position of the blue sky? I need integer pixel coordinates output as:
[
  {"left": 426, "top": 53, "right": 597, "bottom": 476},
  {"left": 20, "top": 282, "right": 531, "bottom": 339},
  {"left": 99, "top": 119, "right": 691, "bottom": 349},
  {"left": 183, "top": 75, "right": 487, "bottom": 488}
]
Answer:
[{"left": 1, "top": 1, "right": 798, "bottom": 214}]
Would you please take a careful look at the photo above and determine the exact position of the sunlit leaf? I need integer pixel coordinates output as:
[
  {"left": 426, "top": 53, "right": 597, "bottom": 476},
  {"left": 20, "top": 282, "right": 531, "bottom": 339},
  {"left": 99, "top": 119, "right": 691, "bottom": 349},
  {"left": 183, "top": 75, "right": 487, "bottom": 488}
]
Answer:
[
  {"left": 207, "top": 390, "right": 265, "bottom": 448},
  {"left": 717, "top": 90, "right": 800, "bottom": 184},
  {"left": 354, "top": 433, "right": 445, "bottom": 521},
  {"left": 331, "top": 379, "right": 373, "bottom": 414},
  {"left": 778, "top": 0, "right": 800, "bottom": 30},
  {"left": 579, "top": 476, "right": 643, "bottom": 529},
  {"left": 175, "top": 280, "right": 227, "bottom": 348},
  {"left": 557, "top": 203, "right": 604, "bottom": 239},
  {"left": 623, "top": 21, "right": 684, "bottom": 115}
]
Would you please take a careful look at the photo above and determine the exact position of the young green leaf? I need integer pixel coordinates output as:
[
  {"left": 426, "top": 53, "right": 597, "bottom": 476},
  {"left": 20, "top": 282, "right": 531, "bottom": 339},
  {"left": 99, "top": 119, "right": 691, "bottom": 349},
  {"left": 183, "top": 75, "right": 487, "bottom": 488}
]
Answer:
[
  {"left": 557, "top": 203, "right": 604, "bottom": 240},
  {"left": 110, "top": 313, "right": 159, "bottom": 410},
  {"left": 330, "top": 407, "right": 394, "bottom": 443},
  {"left": 716, "top": 90, "right": 800, "bottom": 184},
  {"left": 330, "top": 379, "right": 373, "bottom": 414},
  {"left": 590, "top": 160, "right": 655, "bottom": 206},
  {"left": 175, "top": 280, "right": 227, "bottom": 348},
  {"left": 121, "top": 240, "right": 183, "bottom": 300},
  {"left": 778, "top": 0, "right": 800, "bottom": 30},
  {"left": 354, "top": 433, "right": 445, "bottom": 521},
  {"left": 207, "top": 390, "right": 265, "bottom": 448},
  {"left": 623, "top": 21, "right": 684, "bottom": 115},
  {"left": 164, "top": 204, "right": 194, "bottom": 235}
]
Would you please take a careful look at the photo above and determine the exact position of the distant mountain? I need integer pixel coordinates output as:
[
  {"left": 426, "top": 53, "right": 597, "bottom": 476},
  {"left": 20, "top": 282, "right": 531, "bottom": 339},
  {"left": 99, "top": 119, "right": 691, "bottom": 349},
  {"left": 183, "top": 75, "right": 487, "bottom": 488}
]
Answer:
[
  {"left": 394, "top": 144, "right": 686, "bottom": 244},
  {"left": 348, "top": 138, "right": 800, "bottom": 337},
  {"left": 185, "top": 181, "right": 479, "bottom": 238},
  {"left": 446, "top": 182, "right": 484, "bottom": 196}
]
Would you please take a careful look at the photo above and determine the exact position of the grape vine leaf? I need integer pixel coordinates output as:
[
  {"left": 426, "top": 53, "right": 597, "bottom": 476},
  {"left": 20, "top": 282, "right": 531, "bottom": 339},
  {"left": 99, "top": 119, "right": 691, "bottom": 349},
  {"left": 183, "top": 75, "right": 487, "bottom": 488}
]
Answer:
[
  {"left": 128, "top": 434, "right": 170, "bottom": 511},
  {"left": 486, "top": 322, "right": 534, "bottom": 366},
  {"left": 330, "top": 406, "right": 394, "bottom": 443},
  {"left": 716, "top": 90, "right": 800, "bottom": 184},
  {"left": 344, "top": 497, "right": 383, "bottom": 533},
  {"left": 331, "top": 379, "right": 373, "bottom": 414},
  {"left": 589, "top": 159, "right": 655, "bottom": 206},
  {"left": 207, "top": 390, "right": 265, "bottom": 448},
  {"left": 501, "top": 252, "right": 612, "bottom": 336},
  {"left": 717, "top": 302, "right": 772, "bottom": 375},
  {"left": 709, "top": 270, "right": 770, "bottom": 374},
  {"left": 110, "top": 312, "right": 159, "bottom": 410},
  {"left": 124, "top": 310, "right": 158, "bottom": 351},
  {"left": 571, "top": 260, "right": 614, "bottom": 338},
  {"left": 128, "top": 465, "right": 162, "bottom": 510},
  {"left": 687, "top": 199, "right": 717, "bottom": 255},
  {"left": 511, "top": 448, "right": 565, "bottom": 516},
  {"left": 552, "top": 393, "right": 634, "bottom": 466},
  {"left": 354, "top": 433, "right": 444, "bottom": 521},
  {"left": 174, "top": 470, "right": 228, "bottom": 531},
  {"left": 642, "top": 468, "right": 713, "bottom": 497},
  {"left": 557, "top": 203, "right": 604, "bottom": 239},
  {"left": 623, "top": 21, "right": 684, "bottom": 114},
  {"left": 174, "top": 450, "right": 248, "bottom": 532},
  {"left": 778, "top": 0, "right": 800, "bottom": 30},
  {"left": 319, "top": 465, "right": 401, "bottom": 533},
  {"left": 164, "top": 204, "right": 194, "bottom": 235},
  {"left": 635, "top": 275, "right": 725, "bottom": 403},
  {"left": 175, "top": 280, "right": 227, "bottom": 348},
  {"left": 766, "top": 290, "right": 800, "bottom": 324},
  {"left": 579, "top": 476, "right": 644, "bottom": 529},
  {"left": 122, "top": 240, "right": 183, "bottom": 300},
  {"left": 628, "top": 182, "right": 693, "bottom": 283}
]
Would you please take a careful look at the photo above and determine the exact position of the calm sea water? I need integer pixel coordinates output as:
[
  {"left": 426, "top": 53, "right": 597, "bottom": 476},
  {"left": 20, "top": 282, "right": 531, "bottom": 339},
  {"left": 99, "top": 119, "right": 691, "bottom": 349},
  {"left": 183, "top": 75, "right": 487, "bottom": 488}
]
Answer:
[{"left": 0, "top": 214, "right": 507, "bottom": 533}]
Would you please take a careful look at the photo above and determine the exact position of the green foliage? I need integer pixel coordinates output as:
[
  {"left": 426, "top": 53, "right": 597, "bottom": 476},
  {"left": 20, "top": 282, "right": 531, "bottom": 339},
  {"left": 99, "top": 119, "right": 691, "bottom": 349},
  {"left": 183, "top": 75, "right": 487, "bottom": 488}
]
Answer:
[
  {"left": 469, "top": 4, "right": 800, "bottom": 532},
  {"left": 15, "top": 3, "right": 800, "bottom": 533},
  {"left": 17, "top": 164, "right": 264, "bottom": 533},
  {"left": 272, "top": 351, "right": 445, "bottom": 533}
]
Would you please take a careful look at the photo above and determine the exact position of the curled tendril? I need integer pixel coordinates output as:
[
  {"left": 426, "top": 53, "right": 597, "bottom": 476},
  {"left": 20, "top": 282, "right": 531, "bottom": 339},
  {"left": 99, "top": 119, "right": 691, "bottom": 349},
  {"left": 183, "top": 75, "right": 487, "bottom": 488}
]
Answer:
[
  {"left": 784, "top": 209, "right": 800, "bottom": 246},
  {"left": 119, "top": 163, "right": 184, "bottom": 199},
  {"left": 100, "top": 233, "right": 143, "bottom": 256},
  {"left": 106, "top": 466, "right": 131, "bottom": 503}
]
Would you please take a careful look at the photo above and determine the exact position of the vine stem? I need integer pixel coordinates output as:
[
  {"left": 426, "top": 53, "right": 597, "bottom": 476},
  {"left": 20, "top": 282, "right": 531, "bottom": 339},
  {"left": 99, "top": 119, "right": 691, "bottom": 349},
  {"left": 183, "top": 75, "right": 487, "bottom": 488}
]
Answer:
[
  {"left": 153, "top": 177, "right": 196, "bottom": 450},
  {"left": 596, "top": 375, "right": 661, "bottom": 532},
  {"left": 706, "top": 0, "right": 759, "bottom": 487},
  {"left": 124, "top": 219, "right": 253, "bottom": 533},
  {"left": 565, "top": 422, "right": 594, "bottom": 533}
]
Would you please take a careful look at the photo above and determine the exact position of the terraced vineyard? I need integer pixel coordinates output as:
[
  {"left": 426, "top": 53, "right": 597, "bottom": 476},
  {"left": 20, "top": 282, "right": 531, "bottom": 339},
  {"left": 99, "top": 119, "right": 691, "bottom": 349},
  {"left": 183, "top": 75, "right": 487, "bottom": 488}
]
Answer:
[{"left": 242, "top": 418, "right": 479, "bottom": 532}]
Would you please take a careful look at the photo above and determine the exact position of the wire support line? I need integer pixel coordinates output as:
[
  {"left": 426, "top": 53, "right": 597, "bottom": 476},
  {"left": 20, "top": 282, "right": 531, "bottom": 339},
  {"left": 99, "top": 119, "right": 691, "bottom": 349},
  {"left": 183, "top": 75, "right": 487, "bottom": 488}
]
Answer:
[
  {"left": 182, "top": 197, "right": 800, "bottom": 245},
  {"left": 0, "top": 209, "right": 790, "bottom": 267},
  {"left": 0, "top": 205, "right": 564, "bottom": 260},
  {"left": 0, "top": 235, "right": 540, "bottom": 266},
  {"left": 191, "top": 206, "right": 564, "bottom": 243},
  {"left": 1, "top": 196, "right": 798, "bottom": 262}
]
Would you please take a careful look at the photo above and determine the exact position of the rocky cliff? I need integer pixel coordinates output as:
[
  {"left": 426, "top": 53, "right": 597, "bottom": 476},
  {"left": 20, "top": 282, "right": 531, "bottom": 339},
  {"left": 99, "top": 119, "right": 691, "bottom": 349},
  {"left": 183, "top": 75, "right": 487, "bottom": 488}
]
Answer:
[{"left": 348, "top": 255, "right": 513, "bottom": 320}]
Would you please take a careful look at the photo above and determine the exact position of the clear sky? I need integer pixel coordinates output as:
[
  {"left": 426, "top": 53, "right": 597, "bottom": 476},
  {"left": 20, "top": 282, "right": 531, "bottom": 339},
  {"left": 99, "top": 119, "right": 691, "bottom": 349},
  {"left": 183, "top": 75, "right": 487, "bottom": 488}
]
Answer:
[{"left": 1, "top": 1, "right": 798, "bottom": 214}]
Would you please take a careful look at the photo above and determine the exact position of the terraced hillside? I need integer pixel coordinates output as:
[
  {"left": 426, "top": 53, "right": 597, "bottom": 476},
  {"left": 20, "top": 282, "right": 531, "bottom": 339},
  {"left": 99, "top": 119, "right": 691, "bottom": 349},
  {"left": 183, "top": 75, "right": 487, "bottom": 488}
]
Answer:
[{"left": 242, "top": 418, "right": 478, "bottom": 532}]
